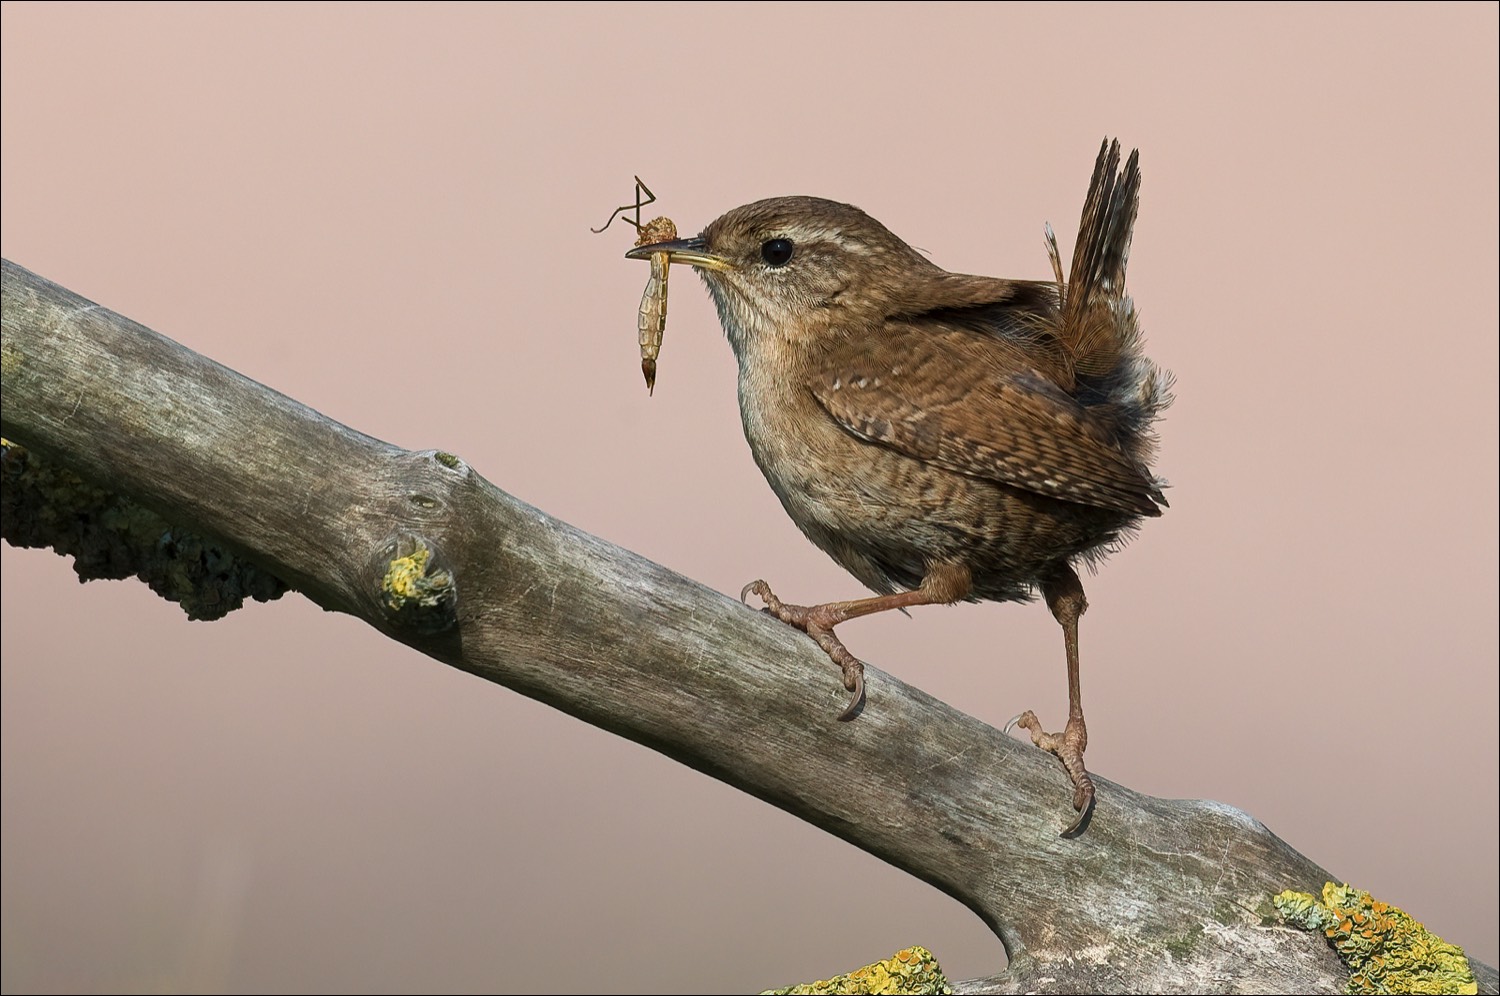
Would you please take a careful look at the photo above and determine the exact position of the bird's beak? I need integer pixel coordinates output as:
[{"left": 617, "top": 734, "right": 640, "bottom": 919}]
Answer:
[{"left": 625, "top": 236, "right": 734, "bottom": 271}]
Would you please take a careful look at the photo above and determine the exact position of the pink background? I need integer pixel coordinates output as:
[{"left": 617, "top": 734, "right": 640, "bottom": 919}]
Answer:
[{"left": 3, "top": 4, "right": 1495, "bottom": 992}]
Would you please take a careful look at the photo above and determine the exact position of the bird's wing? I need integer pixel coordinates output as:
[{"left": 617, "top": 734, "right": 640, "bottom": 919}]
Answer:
[{"left": 809, "top": 330, "right": 1164, "bottom": 516}]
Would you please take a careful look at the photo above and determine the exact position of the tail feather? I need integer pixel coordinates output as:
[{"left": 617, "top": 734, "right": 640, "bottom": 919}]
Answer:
[
  {"left": 1046, "top": 138, "right": 1172, "bottom": 477},
  {"left": 1047, "top": 139, "right": 1142, "bottom": 377}
]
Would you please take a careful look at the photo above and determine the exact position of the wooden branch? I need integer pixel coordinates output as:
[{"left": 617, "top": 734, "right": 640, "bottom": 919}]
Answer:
[{"left": 2, "top": 258, "right": 1492, "bottom": 995}]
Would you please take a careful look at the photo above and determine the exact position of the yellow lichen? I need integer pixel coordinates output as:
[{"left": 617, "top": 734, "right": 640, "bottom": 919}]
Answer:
[
  {"left": 380, "top": 543, "right": 456, "bottom": 633},
  {"left": 384, "top": 547, "right": 431, "bottom": 604},
  {"left": 1274, "top": 883, "right": 1476, "bottom": 994},
  {"left": 761, "top": 946, "right": 951, "bottom": 996},
  {"left": 383, "top": 547, "right": 452, "bottom": 608}
]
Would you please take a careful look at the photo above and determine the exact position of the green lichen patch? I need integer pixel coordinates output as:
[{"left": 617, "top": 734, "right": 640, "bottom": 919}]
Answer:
[
  {"left": 1274, "top": 882, "right": 1477, "bottom": 994},
  {"left": 433, "top": 451, "right": 461, "bottom": 469},
  {"left": 1, "top": 438, "right": 287, "bottom": 619},
  {"left": 762, "top": 946, "right": 951, "bottom": 995},
  {"left": 0, "top": 340, "right": 21, "bottom": 378},
  {"left": 1164, "top": 921, "right": 1206, "bottom": 960}
]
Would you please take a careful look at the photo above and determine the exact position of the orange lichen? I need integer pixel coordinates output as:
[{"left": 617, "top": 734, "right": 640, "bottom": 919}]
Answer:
[{"left": 1274, "top": 883, "right": 1476, "bottom": 994}]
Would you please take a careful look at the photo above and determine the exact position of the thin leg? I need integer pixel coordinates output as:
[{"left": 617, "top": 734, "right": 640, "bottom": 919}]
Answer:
[
  {"left": 743, "top": 561, "right": 972, "bottom": 720},
  {"left": 1008, "top": 565, "right": 1095, "bottom": 837},
  {"left": 590, "top": 176, "right": 658, "bottom": 234}
]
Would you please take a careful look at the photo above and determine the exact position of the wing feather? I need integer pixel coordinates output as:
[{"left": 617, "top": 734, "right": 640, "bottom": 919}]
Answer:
[{"left": 810, "top": 330, "right": 1163, "bottom": 517}]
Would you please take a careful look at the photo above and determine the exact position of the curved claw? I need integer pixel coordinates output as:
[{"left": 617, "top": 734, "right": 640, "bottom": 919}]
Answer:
[
  {"left": 1002, "top": 710, "right": 1094, "bottom": 836},
  {"left": 1059, "top": 785, "right": 1097, "bottom": 839},
  {"left": 836, "top": 666, "right": 864, "bottom": 722},
  {"left": 740, "top": 580, "right": 765, "bottom": 606},
  {"left": 1004, "top": 709, "right": 1042, "bottom": 740}
]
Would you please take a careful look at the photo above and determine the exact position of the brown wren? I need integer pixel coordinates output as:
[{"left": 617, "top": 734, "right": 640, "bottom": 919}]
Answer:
[{"left": 626, "top": 140, "right": 1170, "bottom": 836}]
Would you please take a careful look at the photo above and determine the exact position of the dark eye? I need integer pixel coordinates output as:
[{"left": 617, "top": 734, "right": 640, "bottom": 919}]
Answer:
[{"left": 761, "top": 238, "right": 795, "bottom": 267}]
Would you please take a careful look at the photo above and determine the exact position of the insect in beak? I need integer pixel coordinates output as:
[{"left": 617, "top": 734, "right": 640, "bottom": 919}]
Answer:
[{"left": 593, "top": 176, "right": 679, "bottom": 394}]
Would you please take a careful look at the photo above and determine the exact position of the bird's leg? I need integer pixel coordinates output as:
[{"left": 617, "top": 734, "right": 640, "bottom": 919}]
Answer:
[
  {"left": 741, "top": 581, "right": 921, "bottom": 719},
  {"left": 1008, "top": 565, "right": 1095, "bottom": 838},
  {"left": 742, "top": 562, "right": 972, "bottom": 721}
]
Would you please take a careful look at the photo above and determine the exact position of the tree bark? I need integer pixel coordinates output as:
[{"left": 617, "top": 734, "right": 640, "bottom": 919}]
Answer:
[{"left": 2, "top": 258, "right": 1492, "bottom": 995}]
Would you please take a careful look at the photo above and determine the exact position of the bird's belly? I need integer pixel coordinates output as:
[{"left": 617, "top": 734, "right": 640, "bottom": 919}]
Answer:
[{"left": 738, "top": 382, "right": 1123, "bottom": 601}]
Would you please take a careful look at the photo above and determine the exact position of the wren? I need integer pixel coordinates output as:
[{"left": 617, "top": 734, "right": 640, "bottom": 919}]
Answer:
[{"left": 626, "top": 140, "right": 1171, "bottom": 836}]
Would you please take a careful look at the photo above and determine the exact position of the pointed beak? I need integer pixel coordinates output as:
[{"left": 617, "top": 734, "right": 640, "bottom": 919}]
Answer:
[{"left": 625, "top": 236, "right": 734, "bottom": 271}]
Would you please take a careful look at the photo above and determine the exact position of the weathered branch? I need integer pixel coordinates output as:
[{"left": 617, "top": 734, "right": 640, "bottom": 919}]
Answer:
[{"left": 2, "top": 259, "right": 1491, "bottom": 994}]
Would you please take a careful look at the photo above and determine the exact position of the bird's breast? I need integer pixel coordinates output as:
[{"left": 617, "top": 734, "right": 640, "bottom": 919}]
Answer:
[
  {"left": 736, "top": 361, "right": 844, "bottom": 514},
  {"left": 733, "top": 355, "right": 971, "bottom": 594}
]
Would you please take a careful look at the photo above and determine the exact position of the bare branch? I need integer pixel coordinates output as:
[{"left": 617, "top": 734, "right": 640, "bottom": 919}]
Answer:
[{"left": 3, "top": 259, "right": 1491, "bottom": 994}]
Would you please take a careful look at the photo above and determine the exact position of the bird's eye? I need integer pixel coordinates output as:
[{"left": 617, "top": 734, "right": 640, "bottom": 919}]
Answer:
[{"left": 761, "top": 238, "right": 795, "bottom": 267}]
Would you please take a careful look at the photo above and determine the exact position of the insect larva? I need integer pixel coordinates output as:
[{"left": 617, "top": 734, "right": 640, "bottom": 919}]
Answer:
[
  {"left": 593, "top": 177, "right": 677, "bottom": 394},
  {"left": 634, "top": 215, "right": 677, "bottom": 394}
]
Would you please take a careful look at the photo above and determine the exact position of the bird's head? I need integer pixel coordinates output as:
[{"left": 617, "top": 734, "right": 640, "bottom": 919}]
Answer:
[{"left": 626, "top": 196, "right": 938, "bottom": 357}]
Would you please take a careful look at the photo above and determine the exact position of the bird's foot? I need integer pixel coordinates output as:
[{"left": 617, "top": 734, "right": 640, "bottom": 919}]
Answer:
[
  {"left": 1005, "top": 710, "right": 1095, "bottom": 838},
  {"left": 741, "top": 580, "right": 864, "bottom": 720}
]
